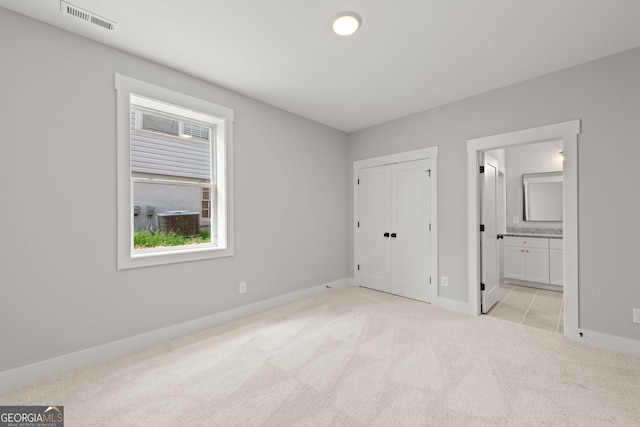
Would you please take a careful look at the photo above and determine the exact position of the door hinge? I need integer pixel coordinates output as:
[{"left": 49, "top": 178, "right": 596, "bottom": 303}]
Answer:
[
  {"left": 427, "top": 169, "right": 431, "bottom": 177},
  {"left": 480, "top": 224, "right": 485, "bottom": 232},
  {"left": 357, "top": 179, "right": 360, "bottom": 185},
  {"left": 429, "top": 277, "right": 432, "bottom": 284},
  {"left": 481, "top": 283, "right": 486, "bottom": 291},
  {"left": 429, "top": 223, "right": 431, "bottom": 231},
  {"left": 357, "top": 264, "right": 360, "bottom": 271},
  {"left": 357, "top": 221, "right": 360, "bottom": 228},
  {"left": 479, "top": 166, "right": 485, "bottom": 173}
]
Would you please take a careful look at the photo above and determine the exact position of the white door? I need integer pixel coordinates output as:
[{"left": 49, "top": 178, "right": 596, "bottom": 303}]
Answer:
[
  {"left": 358, "top": 159, "right": 432, "bottom": 302},
  {"left": 549, "top": 242, "right": 564, "bottom": 286},
  {"left": 481, "top": 154, "right": 499, "bottom": 313},
  {"left": 525, "top": 247, "right": 550, "bottom": 283},
  {"left": 390, "top": 159, "right": 432, "bottom": 301},
  {"left": 358, "top": 165, "right": 392, "bottom": 294},
  {"left": 504, "top": 244, "right": 526, "bottom": 280}
]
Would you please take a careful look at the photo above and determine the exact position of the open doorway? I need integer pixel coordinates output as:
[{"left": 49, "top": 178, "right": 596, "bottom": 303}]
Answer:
[
  {"left": 467, "top": 120, "right": 580, "bottom": 340},
  {"left": 481, "top": 142, "right": 565, "bottom": 332}
]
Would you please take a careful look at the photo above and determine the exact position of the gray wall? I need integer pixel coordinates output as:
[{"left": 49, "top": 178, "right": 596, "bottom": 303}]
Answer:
[
  {"left": 348, "top": 47, "right": 640, "bottom": 341},
  {"left": 0, "top": 9, "right": 348, "bottom": 372},
  {"left": 2, "top": 6, "right": 640, "bottom": 373}
]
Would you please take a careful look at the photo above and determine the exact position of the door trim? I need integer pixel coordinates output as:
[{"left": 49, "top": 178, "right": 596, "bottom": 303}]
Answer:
[
  {"left": 467, "top": 120, "right": 580, "bottom": 340},
  {"left": 354, "top": 146, "right": 438, "bottom": 303}
]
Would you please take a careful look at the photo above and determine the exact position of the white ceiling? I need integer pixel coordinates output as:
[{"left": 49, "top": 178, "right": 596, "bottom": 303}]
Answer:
[{"left": 3, "top": 0, "right": 640, "bottom": 132}]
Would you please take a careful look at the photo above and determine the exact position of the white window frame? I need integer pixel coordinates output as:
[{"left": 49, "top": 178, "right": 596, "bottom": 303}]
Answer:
[{"left": 115, "top": 74, "right": 234, "bottom": 269}]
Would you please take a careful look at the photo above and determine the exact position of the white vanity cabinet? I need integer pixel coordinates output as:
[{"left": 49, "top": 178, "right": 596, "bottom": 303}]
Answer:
[
  {"left": 503, "top": 236, "right": 550, "bottom": 284},
  {"left": 549, "top": 238, "right": 564, "bottom": 286}
]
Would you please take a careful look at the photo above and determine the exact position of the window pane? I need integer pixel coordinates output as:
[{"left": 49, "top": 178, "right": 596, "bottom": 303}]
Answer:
[
  {"left": 142, "top": 113, "right": 179, "bottom": 136},
  {"left": 131, "top": 110, "right": 213, "bottom": 182},
  {"left": 133, "top": 181, "right": 215, "bottom": 249}
]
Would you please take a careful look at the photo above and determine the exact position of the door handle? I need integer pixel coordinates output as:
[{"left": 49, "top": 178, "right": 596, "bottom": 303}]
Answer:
[
  {"left": 391, "top": 233, "right": 397, "bottom": 238},
  {"left": 383, "top": 232, "right": 390, "bottom": 237}
]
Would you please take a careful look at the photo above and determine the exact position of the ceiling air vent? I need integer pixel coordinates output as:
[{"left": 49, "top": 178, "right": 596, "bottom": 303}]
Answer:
[{"left": 60, "top": 1, "right": 117, "bottom": 31}]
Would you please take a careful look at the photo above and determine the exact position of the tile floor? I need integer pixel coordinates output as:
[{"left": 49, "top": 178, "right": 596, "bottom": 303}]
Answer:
[{"left": 487, "top": 282, "right": 564, "bottom": 334}]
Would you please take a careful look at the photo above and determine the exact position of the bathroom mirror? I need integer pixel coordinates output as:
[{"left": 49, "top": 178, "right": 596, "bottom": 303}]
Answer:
[{"left": 523, "top": 171, "right": 563, "bottom": 221}]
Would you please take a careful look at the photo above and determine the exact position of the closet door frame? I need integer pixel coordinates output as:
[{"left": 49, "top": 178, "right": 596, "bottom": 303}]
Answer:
[{"left": 353, "top": 146, "right": 438, "bottom": 303}]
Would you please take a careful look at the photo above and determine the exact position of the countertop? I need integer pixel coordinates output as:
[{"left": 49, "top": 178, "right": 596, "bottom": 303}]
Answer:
[
  {"left": 503, "top": 227, "right": 563, "bottom": 239},
  {"left": 502, "top": 233, "right": 563, "bottom": 239}
]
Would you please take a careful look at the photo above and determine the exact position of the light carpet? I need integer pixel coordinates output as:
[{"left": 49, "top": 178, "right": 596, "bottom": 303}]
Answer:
[{"left": 2, "top": 286, "right": 640, "bottom": 426}]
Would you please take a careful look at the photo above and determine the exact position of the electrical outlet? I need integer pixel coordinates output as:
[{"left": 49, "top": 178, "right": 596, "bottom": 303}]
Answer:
[
  {"left": 633, "top": 308, "right": 640, "bottom": 324},
  {"left": 441, "top": 276, "right": 448, "bottom": 287},
  {"left": 239, "top": 282, "right": 247, "bottom": 294},
  {"left": 513, "top": 216, "right": 519, "bottom": 224}
]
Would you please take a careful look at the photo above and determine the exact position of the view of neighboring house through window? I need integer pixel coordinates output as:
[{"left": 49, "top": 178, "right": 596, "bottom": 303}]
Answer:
[
  {"left": 130, "top": 102, "right": 215, "bottom": 246},
  {"left": 115, "top": 75, "right": 234, "bottom": 269}
]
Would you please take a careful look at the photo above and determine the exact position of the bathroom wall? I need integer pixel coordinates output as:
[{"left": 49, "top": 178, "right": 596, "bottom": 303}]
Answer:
[{"left": 505, "top": 141, "right": 564, "bottom": 232}]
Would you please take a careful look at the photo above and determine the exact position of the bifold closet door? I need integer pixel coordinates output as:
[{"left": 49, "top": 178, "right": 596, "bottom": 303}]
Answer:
[
  {"left": 358, "top": 159, "right": 431, "bottom": 302},
  {"left": 390, "top": 159, "right": 431, "bottom": 302},
  {"left": 358, "top": 165, "right": 392, "bottom": 294}
]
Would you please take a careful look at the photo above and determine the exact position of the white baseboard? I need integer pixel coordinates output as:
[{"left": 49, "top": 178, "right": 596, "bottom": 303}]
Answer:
[
  {"left": 436, "top": 296, "right": 474, "bottom": 315},
  {"left": 351, "top": 280, "right": 473, "bottom": 316},
  {"left": 0, "top": 278, "right": 352, "bottom": 394},
  {"left": 434, "top": 299, "right": 640, "bottom": 358},
  {"left": 504, "top": 278, "right": 563, "bottom": 292},
  {"left": 435, "top": 298, "right": 640, "bottom": 358},
  {"left": 570, "top": 328, "right": 640, "bottom": 358}
]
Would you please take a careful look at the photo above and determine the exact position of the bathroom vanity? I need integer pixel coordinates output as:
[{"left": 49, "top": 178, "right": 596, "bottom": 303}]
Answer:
[{"left": 503, "top": 235, "right": 563, "bottom": 289}]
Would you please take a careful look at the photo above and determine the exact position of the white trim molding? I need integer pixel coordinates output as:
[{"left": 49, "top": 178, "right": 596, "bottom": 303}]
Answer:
[
  {"left": 353, "top": 146, "right": 439, "bottom": 170},
  {"left": 467, "top": 120, "right": 581, "bottom": 338},
  {"left": 436, "top": 296, "right": 474, "bottom": 315},
  {"left": 0, "top": 278, "right": 352, "bottom": 394},
  {"left": 115, "top": 74, "right": 235, "bottom": 269},
  {"left": 575, "top": 329, "right": 640, "bottom": 358}
]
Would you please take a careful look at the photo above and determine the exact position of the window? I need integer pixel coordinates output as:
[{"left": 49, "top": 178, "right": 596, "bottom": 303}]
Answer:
[{"left": 116, "top": 75, "right": 234, "bottom": 269}]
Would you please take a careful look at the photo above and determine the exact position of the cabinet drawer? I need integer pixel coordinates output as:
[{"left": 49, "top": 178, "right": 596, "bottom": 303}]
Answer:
[
  {"left": 523, "top": 237, "right": 549, "bottom": 249},
  {"left": 549, "top": 238, "right": 563, "bottom": 249},
  {"left": 504, "top": 236, "right": 549, "bottom": 249},
  {"left": 504, "top": 236, "right": 525, "bottom": 247}
]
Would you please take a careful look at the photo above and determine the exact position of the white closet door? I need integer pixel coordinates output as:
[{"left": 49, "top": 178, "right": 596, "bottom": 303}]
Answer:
[
  {"left": 358, "top": 165, "right": 391, "bottom": 294},
  {"left": 358, "top": 159, "right": 432, "bottom": 302},
  {"left": 390, "top": 159, "right": 431, "bottom": 301}
]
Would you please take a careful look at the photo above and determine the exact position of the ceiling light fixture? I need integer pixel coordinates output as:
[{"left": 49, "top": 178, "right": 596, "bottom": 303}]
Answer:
[{"left": 332, "top": 12, "right": 362, "bottom": 36}]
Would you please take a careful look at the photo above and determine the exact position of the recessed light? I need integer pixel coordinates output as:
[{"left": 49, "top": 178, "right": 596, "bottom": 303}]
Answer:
[{"left": 332, "top": 12, "right": 362, "bottom": 36}]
